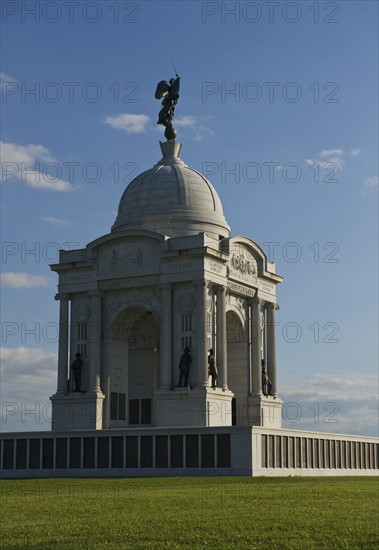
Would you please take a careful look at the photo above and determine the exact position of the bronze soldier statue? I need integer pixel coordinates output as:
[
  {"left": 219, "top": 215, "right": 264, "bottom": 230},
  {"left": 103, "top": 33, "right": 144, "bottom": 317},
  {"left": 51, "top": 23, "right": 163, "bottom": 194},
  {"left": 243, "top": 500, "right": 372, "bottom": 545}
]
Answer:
[
  {"left": 208, "top": 349, "right": 218, "bottom": 389},
  {"left": 261, "top": 359, "right": 271, "bottom": 397},
  {"left": 177, "top": 346, "right": 191, "bottom": 387}
]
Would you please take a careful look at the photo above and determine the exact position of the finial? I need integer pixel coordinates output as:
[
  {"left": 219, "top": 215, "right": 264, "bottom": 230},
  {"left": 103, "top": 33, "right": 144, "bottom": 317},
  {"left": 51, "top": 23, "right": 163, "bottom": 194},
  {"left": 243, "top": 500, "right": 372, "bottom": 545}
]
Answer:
[{"left": 154, "top": 69, "right": 180, "bottom": 141}]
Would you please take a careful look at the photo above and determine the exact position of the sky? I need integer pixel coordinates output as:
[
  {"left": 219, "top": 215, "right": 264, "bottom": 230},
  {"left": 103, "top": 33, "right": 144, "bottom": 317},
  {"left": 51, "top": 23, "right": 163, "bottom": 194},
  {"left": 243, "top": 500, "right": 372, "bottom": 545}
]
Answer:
[{"left": 0, "top": 0, "right": 378, "bottom": 436}]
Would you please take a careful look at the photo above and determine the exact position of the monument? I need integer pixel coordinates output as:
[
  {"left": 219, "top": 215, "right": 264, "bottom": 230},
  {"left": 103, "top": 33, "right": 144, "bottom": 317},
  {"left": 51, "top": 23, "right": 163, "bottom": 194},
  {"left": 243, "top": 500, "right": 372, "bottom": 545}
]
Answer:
[
  {"left": 1, "top": 75, "right": 377, "bottom": 477},
  {"left": 50, "top": 71, "right": 283, "bottom": 432}
]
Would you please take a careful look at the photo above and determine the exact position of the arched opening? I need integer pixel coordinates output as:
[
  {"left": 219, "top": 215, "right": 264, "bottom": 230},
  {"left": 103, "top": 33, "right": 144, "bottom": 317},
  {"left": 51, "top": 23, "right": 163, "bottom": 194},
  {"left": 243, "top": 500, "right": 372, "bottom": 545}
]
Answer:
[
  {"left": 226, "top": 310, "right": 248, "bottom": 426},
  {"left": 106, "top": 307, "right": 160, "bottom": 427}
]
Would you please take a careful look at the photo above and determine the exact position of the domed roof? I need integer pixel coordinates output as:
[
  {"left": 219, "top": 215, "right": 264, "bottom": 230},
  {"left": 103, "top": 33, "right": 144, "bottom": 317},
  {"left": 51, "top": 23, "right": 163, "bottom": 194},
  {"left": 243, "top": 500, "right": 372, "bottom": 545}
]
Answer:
[{"left": 112, "top": 141, "right": 230, "bottom": 239}]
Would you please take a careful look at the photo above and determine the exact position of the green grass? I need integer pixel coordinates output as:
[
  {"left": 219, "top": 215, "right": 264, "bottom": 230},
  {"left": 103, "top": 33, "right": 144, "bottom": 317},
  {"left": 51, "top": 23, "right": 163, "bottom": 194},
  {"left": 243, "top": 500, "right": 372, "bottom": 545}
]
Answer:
[{"left": 0, "top": 477, "right": 378, "bottom": 549}]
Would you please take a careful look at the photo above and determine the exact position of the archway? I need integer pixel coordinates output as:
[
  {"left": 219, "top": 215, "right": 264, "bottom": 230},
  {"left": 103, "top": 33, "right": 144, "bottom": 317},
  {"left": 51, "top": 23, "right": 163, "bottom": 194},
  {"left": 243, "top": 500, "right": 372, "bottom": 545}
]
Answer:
[
  {"left": 226, "top": 310, "right": 248, "bottom": 426},
  {"left": 106, "top": 307, "right": 160, "bottom": 427}
]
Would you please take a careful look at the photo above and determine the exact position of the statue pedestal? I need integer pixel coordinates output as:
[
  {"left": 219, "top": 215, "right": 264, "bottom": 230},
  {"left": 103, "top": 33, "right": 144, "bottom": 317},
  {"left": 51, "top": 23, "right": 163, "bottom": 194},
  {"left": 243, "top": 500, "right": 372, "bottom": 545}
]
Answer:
[
  {"left": 50, "top": 391, "right": 105, "bottom": 431},
  {"left": 154, "top": 388, "right": 234, "bottom": 427},
  {"left": 248, "top": 395, "right": 282, "bottom": 428}
]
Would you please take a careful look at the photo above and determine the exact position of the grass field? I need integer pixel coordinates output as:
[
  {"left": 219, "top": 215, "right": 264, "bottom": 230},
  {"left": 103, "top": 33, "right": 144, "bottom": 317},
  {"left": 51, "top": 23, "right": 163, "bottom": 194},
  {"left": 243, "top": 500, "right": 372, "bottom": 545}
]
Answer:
[{"left": 1, "top": 477, "right": 378, "bottom": 549}]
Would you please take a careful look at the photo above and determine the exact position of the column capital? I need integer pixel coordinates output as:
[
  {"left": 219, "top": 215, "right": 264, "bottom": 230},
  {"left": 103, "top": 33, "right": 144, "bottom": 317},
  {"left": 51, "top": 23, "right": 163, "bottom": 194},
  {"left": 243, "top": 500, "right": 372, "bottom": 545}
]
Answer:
[
  {"left": 266, "top": 302, "right": 280, "bottom": 311},
  {"left": 216, "top": 284, "right": 227, "bottom": 294},
  {"left": 246, "top": 294, "right": 256, "bottom": 306},
  {"left": 253, "top": 295, "right": 265, "bottom": 307},
  {"left": 159, "top": 282, "right": 172, "bottom": 290},
  {"left": 55, "top": 293, "right": 69, "bottom": 301}
]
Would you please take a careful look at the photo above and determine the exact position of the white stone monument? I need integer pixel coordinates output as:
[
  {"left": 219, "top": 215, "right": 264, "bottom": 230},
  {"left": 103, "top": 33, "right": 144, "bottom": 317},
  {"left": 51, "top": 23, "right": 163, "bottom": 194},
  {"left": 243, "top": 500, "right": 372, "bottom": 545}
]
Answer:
[{"left": 50, "top": 139, "right": 283, "bottom": 432}]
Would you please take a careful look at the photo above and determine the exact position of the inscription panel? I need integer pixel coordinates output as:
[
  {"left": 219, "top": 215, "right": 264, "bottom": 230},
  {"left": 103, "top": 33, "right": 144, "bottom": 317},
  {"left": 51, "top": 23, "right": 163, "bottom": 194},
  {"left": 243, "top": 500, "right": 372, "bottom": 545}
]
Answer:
[
  {"left": 61, "top": 272, "right": 95, "bottom": 284},
  {"left": 205, "top": 259, "right": 226, "bottom": 276},
  {"left": 227, "top": 281, "right": 255, "bottom": 297}
]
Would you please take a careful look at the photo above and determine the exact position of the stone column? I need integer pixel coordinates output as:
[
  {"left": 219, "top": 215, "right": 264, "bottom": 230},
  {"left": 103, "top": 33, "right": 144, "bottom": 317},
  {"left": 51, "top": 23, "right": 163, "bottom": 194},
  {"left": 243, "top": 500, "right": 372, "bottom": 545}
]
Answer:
[
  {"left": 216, "top": 286, "right": 228, "bottom": 390},
  {"left": 251, "top": 295, "right": 263, "bottom": 395},
  {"left": 55, "top": 293, "right": 69, "bottom": 394},
  {"left": 159, "top": 283, "right": 172, "bottom": 390},
  {"left": 247, "top": 298, "right": 253, "bottom": 395},
  {"left": 194, "top": 280, "right": 208, "bottom": 387},
  {"left": 88, "top": 291, "right": 102, "bottom": 393},
  {"left": 266, "top": 302, "right": 279, "bottom": 397}
]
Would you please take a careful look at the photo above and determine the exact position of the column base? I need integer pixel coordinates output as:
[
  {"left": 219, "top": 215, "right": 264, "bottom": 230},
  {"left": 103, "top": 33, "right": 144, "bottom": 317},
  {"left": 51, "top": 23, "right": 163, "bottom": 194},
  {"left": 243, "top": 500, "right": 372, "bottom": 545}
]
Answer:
[
  {"left": 50, "top": 391, "right": 105, "bottom": 431},
  {"left": 248, "top": 394, "right": 282, "bottom": 428},
  {"left": 154, "top": 387, "right": 234, "bottom": 427}
]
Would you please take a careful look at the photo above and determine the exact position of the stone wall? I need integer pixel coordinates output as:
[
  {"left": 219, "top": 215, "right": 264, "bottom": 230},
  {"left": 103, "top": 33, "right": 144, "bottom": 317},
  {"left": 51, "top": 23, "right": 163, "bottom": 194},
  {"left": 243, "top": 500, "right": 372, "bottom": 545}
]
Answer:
[{"left": 1, "top": 427, "right": 377, "bottom": 478}]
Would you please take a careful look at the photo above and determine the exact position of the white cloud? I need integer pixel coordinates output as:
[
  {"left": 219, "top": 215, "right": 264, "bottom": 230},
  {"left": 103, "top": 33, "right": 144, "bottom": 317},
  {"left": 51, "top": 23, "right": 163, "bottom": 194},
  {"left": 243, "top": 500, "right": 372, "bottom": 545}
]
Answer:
[
  {"left": 1, "top": 347, "right": 57, "bottom": 432},
  {"left": 175, "top": 115, "right": 198, "bottom": 127},
  {"left": 304, "top": 157, "right": 344, "bottom": 171},
  {"left": 364, "top": 176, "right": 378, "bottom": 188},
  {"left": 1, "top": 141, "right": 73, "bottom": 191},
  {"left": 0, "top": 272, "right": 51, "bottom": 288},
  {"left": 40, "top": 216, "right": 71, "bottom": 225},
  {"left": 1, "top": 141, "right": 54, "bottom": 166},
  {"left": 281, "top": 372, "right": 378, "bottom": 437},
  {"left": 193, "top": 126, "right": 215, "bottom": 142},
  {"left": 1, "top": 347, "right": 57, "bottom": 373},
  {"left": 319, "top": 148, "right": 344, "bottom": 158},
  {"left": 104, "top": 113, "right": 150, "bottom": 133},
  {"left": 0, "top": 72, "right": 17, "bottom": 91},
  {"left": 304, "top": 148, "right": 347, "bottom": 171},
  {"left": 174, "top": 114, "right": 215, "bottom": 141},
  {"left": 350, "top": 148, "right": 362, "bottom": 157},
  {"left": 23, "top": 171, "right": 73, "bottom": 192}
]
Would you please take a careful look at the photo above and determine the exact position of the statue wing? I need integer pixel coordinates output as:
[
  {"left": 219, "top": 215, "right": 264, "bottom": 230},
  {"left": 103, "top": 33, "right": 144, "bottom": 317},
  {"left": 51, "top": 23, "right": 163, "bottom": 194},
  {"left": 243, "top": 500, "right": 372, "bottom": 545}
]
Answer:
[{"left": 155, "top": 80, "right": 170, "bottom": 99}]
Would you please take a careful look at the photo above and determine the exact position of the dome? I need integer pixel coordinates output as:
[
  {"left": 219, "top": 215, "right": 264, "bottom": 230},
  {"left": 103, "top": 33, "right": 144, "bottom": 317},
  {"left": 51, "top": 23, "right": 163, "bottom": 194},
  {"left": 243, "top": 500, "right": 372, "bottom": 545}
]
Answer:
[{"left": 112, "top": 141, "right": 230, "bottom": 239}]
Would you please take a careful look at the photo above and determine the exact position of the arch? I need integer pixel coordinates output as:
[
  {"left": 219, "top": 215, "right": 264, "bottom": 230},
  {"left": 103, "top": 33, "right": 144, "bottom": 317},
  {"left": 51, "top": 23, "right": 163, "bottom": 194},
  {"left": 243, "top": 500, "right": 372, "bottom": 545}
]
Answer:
[
  {"left": 103, "top": 306, "right": 160, "bottom": 428},
  {"left": 226, "top": 310, "right": 249, "bottom": 426},
  {"left": 226, "top": 303, "right": 245, "bottom": 328},
  {"left": 104, "top": 299, "right": 161, "bottom": 340}
]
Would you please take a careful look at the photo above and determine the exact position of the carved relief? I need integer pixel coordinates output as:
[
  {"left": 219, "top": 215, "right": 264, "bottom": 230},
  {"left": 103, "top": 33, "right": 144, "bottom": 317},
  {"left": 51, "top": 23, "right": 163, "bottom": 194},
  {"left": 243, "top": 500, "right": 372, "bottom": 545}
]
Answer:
[
  {"left": 139, "top": 287, "right": 161, "bottom": 314},
  {"left": 228, "top": 244, "right": 258, "bottom": 284},
  {"left": 178, "top": 292, "right": 195, "bottom": 314},
  {"left": 97, "top": 239, "right": 160, "bottom": 278},
  {"left": 109, "top": 243, "right": 143, "bottom": 271},
  {"left": 231, "top": 253, "right": 256, "bottom": 276},
  {"left": 121, "top": 244, "right": 143, "bottom": 267},
  {"left": 103, "top": 291, "right": 128, "bottom": 331},
  {"left": 235, "top": 296, "right": 245, "bottom": 312},
  {"left": 75, "top": 302, "right": 91, "bottom": 321}
]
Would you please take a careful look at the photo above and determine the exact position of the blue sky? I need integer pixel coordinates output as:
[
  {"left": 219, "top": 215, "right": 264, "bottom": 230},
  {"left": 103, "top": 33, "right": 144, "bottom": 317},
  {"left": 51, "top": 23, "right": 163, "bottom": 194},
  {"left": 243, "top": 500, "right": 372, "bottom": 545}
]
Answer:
[{"left": 1, "top": 0, "right": 378, "bottom": 435}]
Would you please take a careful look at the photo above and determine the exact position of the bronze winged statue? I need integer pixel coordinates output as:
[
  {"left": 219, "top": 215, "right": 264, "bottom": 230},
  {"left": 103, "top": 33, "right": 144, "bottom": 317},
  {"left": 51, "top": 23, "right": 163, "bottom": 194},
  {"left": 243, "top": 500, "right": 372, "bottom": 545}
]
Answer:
[{"left": 155, "top": 74, "right": 180, "bottom": 140}]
